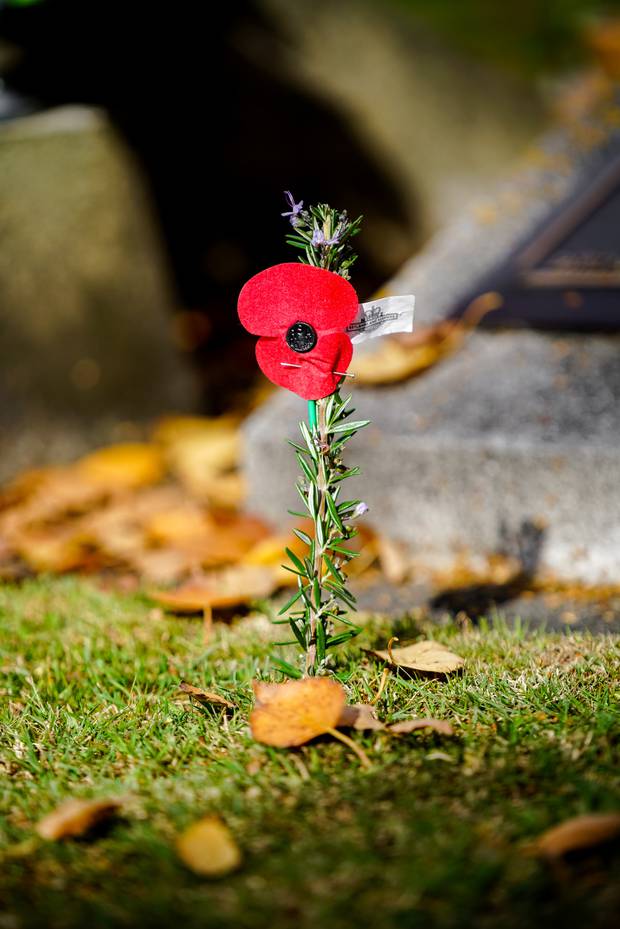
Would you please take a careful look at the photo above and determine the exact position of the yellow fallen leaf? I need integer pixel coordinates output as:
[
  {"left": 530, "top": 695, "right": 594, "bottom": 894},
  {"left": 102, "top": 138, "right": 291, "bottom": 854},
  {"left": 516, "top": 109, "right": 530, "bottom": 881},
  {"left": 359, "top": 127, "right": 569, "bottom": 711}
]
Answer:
[
  {"left": 388, "top": 718, "right": 455, "bottom": 736},
  {"left": 11, "top": 527, "right": 87, "bottom": 573},
  {"left": 176, "top": 815, "right": 242, "bottom": 877},
  {"left": 144, "top": 506, "right": 214, "bottom": 546},
  {"left": 36, "top": 798, "right": 123, "bottom": 840},
  {"left": 372, "top": 640, "right": 465, "bottom": 676},
  {"left": 250, "top": 678, "right": 346, "bottom": 747},
  {"left": 77, "top": 443, "right": 165, "bottom": 490},
  {"left": 152, "top": 564, "right": 277, "bottom": 612},
  {"left": 244, "top": 532, "right": 307, "bottom": 587},
  {"left": 152, "top": 414, "right": 241, "bottom": 446},
  {"left": 337, "top": 703, "right": 385, "bottom": 731},
  {"left": 199, "top": 471, "right": 246, "bottom": 509},
  {"left": 531, "top": 813, "right": 620, "bottom": 858},
  {"left": 178, "top": 682, "right": 235, "bottom": 708},
  {"left": 351, "top": 336, "right": 451, "bottom": 385}
]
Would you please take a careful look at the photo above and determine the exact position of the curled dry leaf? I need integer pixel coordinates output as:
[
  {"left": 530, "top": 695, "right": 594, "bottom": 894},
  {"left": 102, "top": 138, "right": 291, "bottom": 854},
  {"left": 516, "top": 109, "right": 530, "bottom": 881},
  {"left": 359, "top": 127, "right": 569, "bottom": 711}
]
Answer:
[
  {"left": 152, "top": 565, "right": 277, "bottom": 612},
  {"left": 176, "top": 815, "right": 242, "bottom": 877},
  {"left": 337, "top": 703, "right": 385, "bottom": 731},
  {"left": 531, "top": 813, "right": 620, "bottom": 858},
  {"left": 372, "top": 640, "right": 465, "bottom": 676},
  {"left": 350, "top": 330, "right": 455, "bottom": 385},
  {"left": 388, "top": 718, "right": 455, "bottom": 736},
  {"left": 351, "top": 296, "right": 500, "bottom": 386},
  {"left": 250, "top": 678, "right": 346, "bottom": 747},
  {"left": 178, "top": 681, "right": 235, "bottom": 709},
  {"left": 36, "top": 798, "right": 123, "bottom": 840}
]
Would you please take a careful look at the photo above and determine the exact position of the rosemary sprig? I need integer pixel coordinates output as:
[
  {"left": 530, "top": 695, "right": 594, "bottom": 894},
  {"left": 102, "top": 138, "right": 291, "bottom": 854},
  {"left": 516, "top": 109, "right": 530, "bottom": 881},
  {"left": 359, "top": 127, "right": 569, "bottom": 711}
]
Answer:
[{"left": 277, "top": 194, "right": 367, "bottom": 677}]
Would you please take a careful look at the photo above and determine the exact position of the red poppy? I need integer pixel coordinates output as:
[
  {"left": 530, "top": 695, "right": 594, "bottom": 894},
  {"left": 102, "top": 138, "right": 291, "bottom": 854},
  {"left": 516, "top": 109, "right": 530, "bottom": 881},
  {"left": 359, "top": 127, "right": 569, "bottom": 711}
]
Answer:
[{"left": 237, "top": 263, "right": 359, "bottom": 400}]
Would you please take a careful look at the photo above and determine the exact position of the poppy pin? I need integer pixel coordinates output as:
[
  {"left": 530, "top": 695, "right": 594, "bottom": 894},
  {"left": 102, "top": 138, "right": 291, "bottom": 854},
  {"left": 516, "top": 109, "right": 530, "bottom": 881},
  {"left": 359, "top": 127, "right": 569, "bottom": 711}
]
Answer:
[{"left": 237, "top": 262, "right": 359, "bottom": 401}]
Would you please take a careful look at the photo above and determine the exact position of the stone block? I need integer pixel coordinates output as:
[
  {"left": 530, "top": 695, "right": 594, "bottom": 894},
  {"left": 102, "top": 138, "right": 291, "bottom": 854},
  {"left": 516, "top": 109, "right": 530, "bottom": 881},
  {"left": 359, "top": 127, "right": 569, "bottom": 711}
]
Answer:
[{"left": 243, "top": 331, "right": 620, "bottom": 584}]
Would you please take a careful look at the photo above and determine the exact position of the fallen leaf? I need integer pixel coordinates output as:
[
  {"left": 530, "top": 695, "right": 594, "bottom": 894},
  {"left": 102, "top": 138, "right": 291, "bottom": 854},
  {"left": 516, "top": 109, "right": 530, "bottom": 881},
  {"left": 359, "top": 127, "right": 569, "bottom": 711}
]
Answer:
[
  {"left": 176, "top": 815, "right": 242, "bottom": 877},
  {"left": 337, "top": 704, "right": 385, "bottom": 731},
  {"left": 531, "top": 813, "right": 620, "bottom": 858},
  {"left": 388, "top": 718, "right": 454, "bottom": 736},
  {"left": 11, "top": 526, "right": 87, "bottom": 573},
  {"left": 250, "top": 678, "right": 346, "bottom": 747},
  {"left": 35, "top": 798, "right": 123, "bottom": 840},
  {"left": 77, "top": 443, "right": 165, "bottom": 489},
  {"left": 351, "top": 332, "right": 452, "bottom": 385},
  {"left": 164, "top": 419, "right": 241, "bottom": 502},
  {"left": 244, "top": 532, "right": 307, "bottom": 587},
  {"left": 152, "top": 414, "right": 241, "bottom": 446},
  {"left": 199, "top": 472, "right": 246, "bottom": 509},
  {"left": 178, "top": 682, "right": 235, "bottom": 708},
  {"left": 144, "top": 506, "right": 214, "bottom": 546},
  {"left": 152, "top": 564, "right": 277, "bottom": 612},
  {"left": 351, "top": 297, "right": 500, "bottom": 386},
  {"left": 377, "top": 535, "right": 410, "bottom": 584},
  {"left": 128, "top": 547, "right": 193, "bottom": 584},
  {"left": 372, "top": 640, "right": 465, "bottom": 676}
]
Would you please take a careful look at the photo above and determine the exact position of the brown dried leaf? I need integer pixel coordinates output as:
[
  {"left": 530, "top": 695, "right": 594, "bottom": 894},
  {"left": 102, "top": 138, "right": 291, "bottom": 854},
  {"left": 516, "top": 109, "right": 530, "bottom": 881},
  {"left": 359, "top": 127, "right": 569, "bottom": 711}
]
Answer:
[
  {"left": 35, "top": 798, "right": 123, "bottom": 840},
  {"left": 152, "top": 564, "right": 277, "bottom": 612},
  {"left": 77, "top": 443, "right": 165, "bottom": 489},
  {"left": 388, "top": 718, "right": 455, "bottom": 736},
  {"left": 163, "top": 418, "right": 241, "bottom": 501},
  {"left": 176, "top": 815, "right": 242, "bottom": 877},
  {"left": 372, "top": 640, "right": 465, "bottom": 676},
  {"left": 377, "top": 535, "right": 410, "bottom": 584},
  {"left": 250, "top": 678, "right": 346, "bottom": 747},
  {"left": 128, "top": 547, "right": 192, "bottom": 584},
  {"left": 337, "top": 703, "right": 385, "bottom": 731},
  {"left": 178, "top": 682, "right": 235, "bottom": 708},
  {"left": 531, "top": 813, "right": 620, "bottom": 858}
]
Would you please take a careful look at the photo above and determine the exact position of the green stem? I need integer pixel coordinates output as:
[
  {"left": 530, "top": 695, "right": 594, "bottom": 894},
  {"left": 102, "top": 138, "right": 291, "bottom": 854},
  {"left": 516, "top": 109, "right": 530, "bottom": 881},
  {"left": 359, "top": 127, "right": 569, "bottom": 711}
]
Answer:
[
  {"left": 307, "top": 400, "right": 318, "bottom": 432},
  {"left": 306, "top": 397, "right": 327, "bottom": 675}
]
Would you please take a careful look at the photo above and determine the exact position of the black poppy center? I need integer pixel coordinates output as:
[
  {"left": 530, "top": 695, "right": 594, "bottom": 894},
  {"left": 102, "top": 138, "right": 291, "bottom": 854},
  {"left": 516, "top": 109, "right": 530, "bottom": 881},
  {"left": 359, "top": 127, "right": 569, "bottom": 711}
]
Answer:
[{"left": 285, "top": 321, "right": 317, "bottom": 354}]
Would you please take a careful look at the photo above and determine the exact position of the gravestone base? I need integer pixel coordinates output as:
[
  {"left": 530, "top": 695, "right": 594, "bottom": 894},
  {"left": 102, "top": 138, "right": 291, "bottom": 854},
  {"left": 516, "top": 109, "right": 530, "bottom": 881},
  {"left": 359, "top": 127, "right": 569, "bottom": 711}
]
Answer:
[{"left": 243, "top": 331, "right": 620, "bottom": 586}]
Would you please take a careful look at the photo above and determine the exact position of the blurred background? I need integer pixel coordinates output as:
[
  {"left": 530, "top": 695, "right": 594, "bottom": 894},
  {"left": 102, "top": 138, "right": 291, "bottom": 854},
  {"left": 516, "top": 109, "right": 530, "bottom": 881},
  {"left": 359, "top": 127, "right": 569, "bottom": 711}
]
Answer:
[{"left": 1, "top": 0, "right": 620, "bottom": 472}]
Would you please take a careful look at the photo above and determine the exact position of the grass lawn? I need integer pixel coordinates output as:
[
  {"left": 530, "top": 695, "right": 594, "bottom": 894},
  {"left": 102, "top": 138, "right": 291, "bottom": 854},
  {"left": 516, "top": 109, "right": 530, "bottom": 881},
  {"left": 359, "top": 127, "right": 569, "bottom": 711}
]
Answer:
[{"left": 1, "top": 577, "right": 619, "bottom": 929}]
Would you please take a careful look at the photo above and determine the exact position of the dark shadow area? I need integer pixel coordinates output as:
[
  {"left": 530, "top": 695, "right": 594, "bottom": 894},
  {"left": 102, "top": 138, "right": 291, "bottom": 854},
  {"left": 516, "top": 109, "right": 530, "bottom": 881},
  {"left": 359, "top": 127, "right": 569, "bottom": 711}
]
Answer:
[
  {"left": 430, "top": 519, "right": 546, "bottom": 619},
  {"left": 0, "top": 0, "right": 418, "bottom": 408}
]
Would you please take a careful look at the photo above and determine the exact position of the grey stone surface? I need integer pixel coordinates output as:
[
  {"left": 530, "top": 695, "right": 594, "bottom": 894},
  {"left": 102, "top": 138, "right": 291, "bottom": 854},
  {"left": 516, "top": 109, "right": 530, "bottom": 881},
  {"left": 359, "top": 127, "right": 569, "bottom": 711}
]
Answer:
[
  {"left": 244, "top": 331, "right": 620, "bottom": 585},
  {"left": 0, "top": 106, "right": 198, "bottom": 436}
]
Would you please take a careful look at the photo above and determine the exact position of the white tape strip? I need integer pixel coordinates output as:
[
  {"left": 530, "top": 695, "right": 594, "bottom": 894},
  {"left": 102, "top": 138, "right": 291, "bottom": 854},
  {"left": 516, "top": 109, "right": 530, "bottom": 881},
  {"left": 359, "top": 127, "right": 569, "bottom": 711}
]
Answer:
[{"left": 346, "top": 295, "right": 415, "bottom": 344}]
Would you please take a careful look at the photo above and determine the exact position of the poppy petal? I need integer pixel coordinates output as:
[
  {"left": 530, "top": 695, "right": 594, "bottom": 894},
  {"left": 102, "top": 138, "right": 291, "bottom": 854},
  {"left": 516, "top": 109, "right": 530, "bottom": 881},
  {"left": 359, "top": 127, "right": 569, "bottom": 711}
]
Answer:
[
  {"left": 238, "top": 263, "right": 358, "bottom": 337},
  {"left": 256, "top": 332, "right": 353, "bottom": 400}
]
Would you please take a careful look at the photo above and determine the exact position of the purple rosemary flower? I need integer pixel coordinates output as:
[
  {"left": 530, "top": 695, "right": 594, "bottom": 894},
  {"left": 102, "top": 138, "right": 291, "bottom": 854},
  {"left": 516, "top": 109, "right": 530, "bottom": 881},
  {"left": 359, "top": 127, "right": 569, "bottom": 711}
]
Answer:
[
  {"left": 351, "top": 502, "right": 369, "bottom": 519},
  {"left": 311, "top": 224, "right": 326, "bottom": 246},
  {"left": 282, "top": 191, "right": 304, "bottom": 226},
  {"left": 311, "top": 223, "right": 341, "bottom": 247}
]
